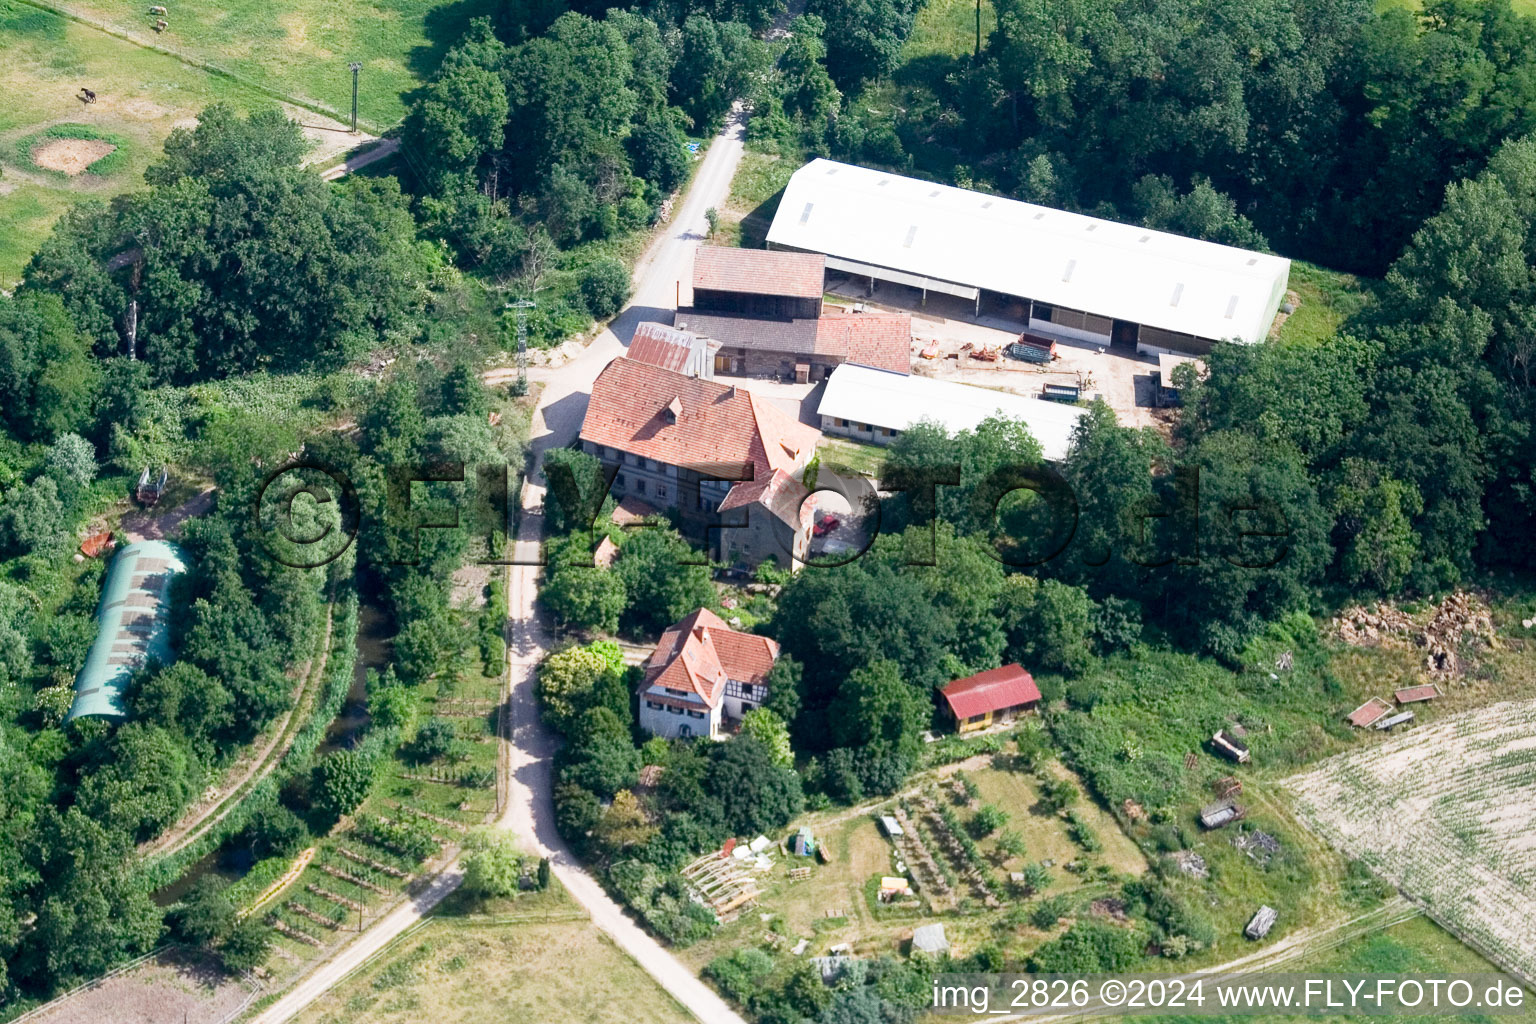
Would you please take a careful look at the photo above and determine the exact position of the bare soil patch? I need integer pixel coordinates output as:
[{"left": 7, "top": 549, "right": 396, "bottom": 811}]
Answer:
[
  {"left": 31, "top": 137, "right": 116, "bottom": 175},
  {"left": 21, "top": 947, "right": 257, "bottom": 1024}
]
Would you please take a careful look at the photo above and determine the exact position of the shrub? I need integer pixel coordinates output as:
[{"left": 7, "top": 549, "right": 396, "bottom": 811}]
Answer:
[
  {"left": 219, "top": 919, "right": 273, "bottom": 973},
  {"left": 1030, "top": 920, "right": 1144, "bottom": 973},
  {"left": 578, "top": 258, "right": 630, "bottom": 319},
  {"left": 1065, "top": 809, "right": 1102, "bottom": 852},
  {"left": 970, "top": 804, "right": 1008, "bottom": 838},
  {"left": 367, "top": 669, "right": 415, "bottom": 732},
  {"left": 1030, "top": 894, "right": 1071, "bottom": 930},
  {"left": 314, "top": 749, "right": 377, "bottom": 819},
  {"left": 411, "top": 717, "right": 461, "bottom": 763},
  {"left": 462, "top": 828, "right": 526, "bottom": 898},
  {"left": 1037, "top": 776, "right": 1079, "bottom": 813}
]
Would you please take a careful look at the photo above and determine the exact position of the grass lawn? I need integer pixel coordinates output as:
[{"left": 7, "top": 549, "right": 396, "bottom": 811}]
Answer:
[
  {"left": 817, "top": 437, "right": 890, "bottom": 479},
  {"left": 903, "top": 0, "right": 995, "bottom": 62},
  {"left": 0, "top": 0, "right": 283, "bottom": 284},
  {"left": 293, "top": 889, "right": 693, "bottom": 1024},
  {"left": 33, "top": 0, "right": 485, "bottom": 128},
  {"left": 676, "top": 809, "right": 951, "bottom": 972},
  {"left": 967, "top": 764, "right": 1147, "bottom": 879},
  {"left": 1276, "top": 261, "right": 1371, "bottom": 346},
  {"left": 0, "top": 182, "right": 76, "bottom": 289},
  {"left": 1113, "top": 916, "right": 1536, "bottom": 1024},
  {"left": 719, "top": 146, "right": 797, "bottom": 249}
]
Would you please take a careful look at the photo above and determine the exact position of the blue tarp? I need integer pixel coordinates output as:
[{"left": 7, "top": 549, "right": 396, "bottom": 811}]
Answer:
[{"left": 66, "top": 539, "right": 187, "bottom": 722}]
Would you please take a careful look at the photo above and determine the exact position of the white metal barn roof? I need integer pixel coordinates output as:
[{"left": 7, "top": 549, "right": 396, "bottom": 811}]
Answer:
[
  {"left": 768, "top": 159, "right": 1291, "bottom": 346},
  {"left": 818, "top": 364, "right": 1087, "bottom": 462}
]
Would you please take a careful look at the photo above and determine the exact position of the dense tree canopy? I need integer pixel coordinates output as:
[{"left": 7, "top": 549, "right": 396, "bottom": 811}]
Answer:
[{"left": 25, "top": 106, "right": 425, "bottom": 383}]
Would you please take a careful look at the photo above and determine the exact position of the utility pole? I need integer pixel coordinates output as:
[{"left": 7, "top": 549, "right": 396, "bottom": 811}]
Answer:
[
  {"left": 349, "top": 62, "right": 362, "bottom": 132},
  {"left": 506, "top": 299, "right": 535, "bottom": 395}
]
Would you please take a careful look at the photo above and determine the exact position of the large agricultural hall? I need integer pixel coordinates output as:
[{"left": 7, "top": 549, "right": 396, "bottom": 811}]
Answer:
[{"left": 765, "top": 158, "right": 1291, "bottom": 357}]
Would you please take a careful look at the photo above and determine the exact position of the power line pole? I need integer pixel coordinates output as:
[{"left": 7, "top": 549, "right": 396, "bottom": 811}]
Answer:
[
  {"left": 506, "top": 300, "right": 535, "bottom": 395},
  {"left": 349, "top": 62, "right": 362, "bottom": 132}
]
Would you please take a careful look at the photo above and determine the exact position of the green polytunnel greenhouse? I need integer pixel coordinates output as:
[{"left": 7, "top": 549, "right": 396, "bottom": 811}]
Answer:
[{"left": 65, "top": 539, "right": 188, "bottom": 722}]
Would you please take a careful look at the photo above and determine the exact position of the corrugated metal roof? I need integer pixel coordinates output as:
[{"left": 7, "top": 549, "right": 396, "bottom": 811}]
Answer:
[
  {"left": 1347, "top": 697, "right": 1392, "bottom": 728},
  {"left": 1394, "top": 684, "right": 1441, "bottom": 704},
  {"left": 627, "top": 321, "right": 718, "bottom": 378},
  {"left": 768, "top": 159, "right": 1290, "bottom": 345},
  {"left": 817, "top": 363, "right": 1085, "bottom": 461},
  {"left": 67, "top": 539, "right": 187, "bottom": 722}
]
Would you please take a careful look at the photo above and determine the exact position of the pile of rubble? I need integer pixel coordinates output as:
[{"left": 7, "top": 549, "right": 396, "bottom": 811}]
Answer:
[
  {"left": 1422, "top": 591, "right": 1496, "bottom": 679},
  {"left": 1232, "top": 829, "right": 1282, "bottom": 866},
  {"left": 1170, "top": 850, "right": 1209, "bottom": 879},
  {"left": 1333, "top": 603, "right": 1415, "bottom": 647},
  {"left": 1334, "top": 591, "right": 1497, "bottom": 680}
]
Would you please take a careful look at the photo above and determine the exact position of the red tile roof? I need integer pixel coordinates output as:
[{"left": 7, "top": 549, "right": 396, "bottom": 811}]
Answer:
[
  {"left": 816, "top": 313, "right": 912, "bottom": 374},
  {"left": 941, "top": 664, "right": 1041, "bottom": 720},
  {"left": 581, "top": 357, "right": 819, "bottom": 484},
  {"left": 693, "top": 246, "right": 826, "bottom": 299},
  {"left": 719, "top": 467, "right": 811, "bottom": 528},
  {"left": 641, "top": 607, "right": 779, "bottom": 709}
]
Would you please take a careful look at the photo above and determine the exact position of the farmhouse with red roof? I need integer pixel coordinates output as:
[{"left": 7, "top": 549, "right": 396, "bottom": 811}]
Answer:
[
  {"left": 940, "top": 664, "right": 1041, "bottom": 733},
  {"left": 579, "top": 355, "right": 821, "bottom": 571},
  {"left": 638, "top": 608, "right": 780, "bottom": 739}
]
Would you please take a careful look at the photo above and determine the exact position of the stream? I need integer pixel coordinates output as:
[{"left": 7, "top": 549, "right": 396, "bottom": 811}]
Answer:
[{"left": 152, "top": 601, "right": 391, "bottom": 906}]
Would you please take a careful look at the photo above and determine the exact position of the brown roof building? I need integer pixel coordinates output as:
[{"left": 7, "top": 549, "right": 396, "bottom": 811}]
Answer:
[
  {"left": 580, "top": 357, "right": 820, "bottom": 571},
  {"left": 694, "top": 246, "right": 826, "bottom": 307},
  {"left": 678, "top": 246, "right": 911, "bottom": 381},
  {"left": 638, "top": 607, "right": 780, "bottom": 739},
  {"left": 940, "top": 664, "right": 1041, "bottom": 733}
]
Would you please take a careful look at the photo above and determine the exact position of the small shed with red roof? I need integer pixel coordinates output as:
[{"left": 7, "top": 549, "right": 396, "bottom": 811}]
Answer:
[{"left": 940, "top": 664, "right": 1041, "bottom": 733}]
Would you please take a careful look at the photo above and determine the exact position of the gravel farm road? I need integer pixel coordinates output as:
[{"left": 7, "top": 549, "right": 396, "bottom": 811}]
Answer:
[{"left": 248, "top": 108, "right": 750, "bottom": 1024}]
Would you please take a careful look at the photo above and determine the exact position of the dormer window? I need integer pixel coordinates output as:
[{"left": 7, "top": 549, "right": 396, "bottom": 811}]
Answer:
[{"left": 664, "top": 396, "right": 683, "bottom": 423}]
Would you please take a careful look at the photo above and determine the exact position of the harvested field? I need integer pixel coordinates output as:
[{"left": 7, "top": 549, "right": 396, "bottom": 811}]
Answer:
[
  {"left": 19, "top": 947, "right": 257, "bottom": 1024},
  {"left": 294, "top": 918, "right": 691, "bottom": 1024},
  {"left": 1286, "top": 698, "right": 1536, "bottom": 983},
  {"left": 30, "top": 137, "right": 115, "bottom": 174}
]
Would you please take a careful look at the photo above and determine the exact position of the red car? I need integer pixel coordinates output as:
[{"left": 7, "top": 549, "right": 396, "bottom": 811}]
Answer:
[{"left": 813, "top": 514, "right": 841, "bottom": 538}]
